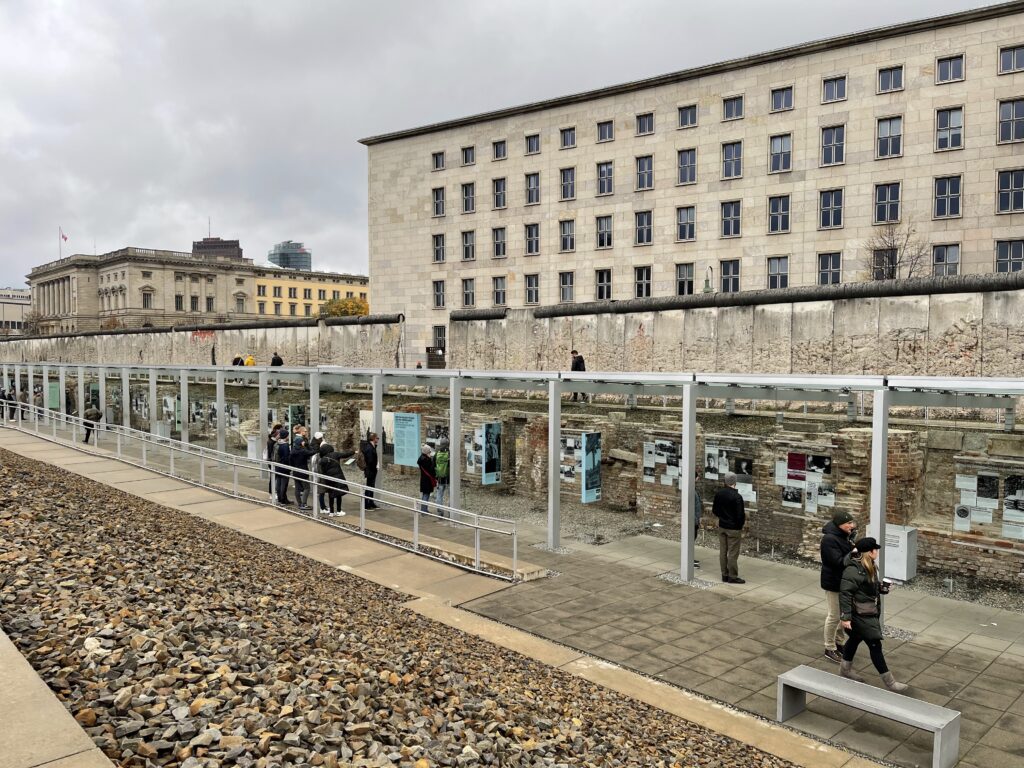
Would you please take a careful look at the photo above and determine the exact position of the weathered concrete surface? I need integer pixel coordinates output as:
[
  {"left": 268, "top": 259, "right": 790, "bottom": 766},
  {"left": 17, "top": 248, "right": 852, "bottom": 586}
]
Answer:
[
  {"left": 0, "top": 321, "right": 402, "bottom": 368},
  {"left": 451, "top": 288, "right": 1024, "bottom": 378}
]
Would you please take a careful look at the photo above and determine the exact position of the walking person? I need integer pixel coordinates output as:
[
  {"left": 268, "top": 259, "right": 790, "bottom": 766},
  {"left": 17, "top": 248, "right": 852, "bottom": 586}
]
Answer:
[
  {"left": 821, "top": 511, "right": 857, "bottom": 663},
  {"left": 270, "top": 352, "right": 284, "bottom": 367},
  {"left": 569, "top": 350, "right": 586, "bottom": 402},
  {"left": 839, "top": 537, "right": 908, "bottom": 691},
  {"left": 418, "top": 444, "right": 436, "bottom": 513},
  {"left": 359, "top": 432, "right": 380, "bottom": 509},
  {"left": 273, "top": 428, "right": 293, "bottom": 505},
  {"left": 712, "top": 472, "right": 746, "bottom": 584},
  {"left": 434, "top": 438, "right": 451, "bottom": 514},
  {"left": 82, "top": 401, "right": 103, "bottom": 444},
  {"left": 243, "top": 353, "right": 256, "bottom": 366},
  {"left": 231, "top": 354, "right": 244, "bottom": 366},
  {"left": 693, "top": 470, "right": 702, "bottom": 569}
]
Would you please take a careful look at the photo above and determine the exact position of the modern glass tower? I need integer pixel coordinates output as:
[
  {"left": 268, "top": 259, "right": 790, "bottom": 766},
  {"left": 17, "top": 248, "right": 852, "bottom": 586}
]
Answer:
[{"left": 268, "top": 241, "right": 312, "bottom": 271}]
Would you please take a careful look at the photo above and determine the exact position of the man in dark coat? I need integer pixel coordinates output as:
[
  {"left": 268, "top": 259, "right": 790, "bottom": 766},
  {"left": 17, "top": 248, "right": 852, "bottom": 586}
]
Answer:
[
  {"left": 270, "top": 352, "right": 284, "bottom": 366},
  {"left": 274, "top": 428, "right": 292, "bottom": 505},
  {"left": 360, "top": 433, "right": 379, "bottom": 509},
  {"left": 820, "top": 511, "right": 857, "bottom": 663},
  {"left": 82, "top": 401, "right": 103, "bottom": 444},
  {"left": 289, "top": 435, "right": 318, "bottom": 511},
  {"left": 712, "top": 472, "right": 746, "bottom": 584},
  {"left": 417, "top": 444, "right": 436, "bottom": 513},
  {"left": 570, "top": 350, "right": 586, "bottom": 402}
]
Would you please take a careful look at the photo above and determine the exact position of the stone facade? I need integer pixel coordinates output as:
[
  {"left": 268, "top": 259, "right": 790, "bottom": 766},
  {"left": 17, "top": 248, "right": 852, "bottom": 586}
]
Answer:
[{"left": 363, "top": 4, "right": 1024, "bottom": 366}]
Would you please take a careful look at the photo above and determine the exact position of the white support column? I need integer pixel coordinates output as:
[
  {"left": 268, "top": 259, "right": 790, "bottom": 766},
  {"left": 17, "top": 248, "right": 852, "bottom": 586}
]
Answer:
[
  {"left": 26, "top": 364, "right": 34, "bottom": 420},
  {"left": 679, "top": 384, "right": 697, "bottom": 582},
  {"left": 121, "top": 367, "right": 131, "bottom": 430},
  {"left": 547, "top": 378, "right": 562, "bottom": 550},
  {"left": 58, "top": 366, "right": 66, "bottom": 415},
  {"left": 309, "top": 370, "right": 320, "bottom": 441},
  {"left": 215, "top": 369, "right": 226, "bottom": 453},
  {"left": 258, "top": 371, "right": 269, "bottom": 442},
  {"left": 98, "top": 367, "right": 106, "bottom": 423},
  {"left": 449, "top": 377, "right": 462, "bottom": 510},
  {"left": 41, "top": 364, "right": 50, "bottom": 423},
  {"left": 76, "top": 366, "right": 85, "bottom": 419},
  {"left": 14, "top": 364, "right": 21, "bottom": 410},
  {"left": 372, "top": 374, "right": 384, "bottom": 485},
  {"left": 179, "top": 370, "right": 189, "bottom": 444},
  {"left": 2, "top": 363, "right": 8, "bottom": 390},
  {"left": 869, "top": 387, "right": 891, "bottom": 579},
  {"left": 148, "top": 368, "right": 158, "bottom": 435}
]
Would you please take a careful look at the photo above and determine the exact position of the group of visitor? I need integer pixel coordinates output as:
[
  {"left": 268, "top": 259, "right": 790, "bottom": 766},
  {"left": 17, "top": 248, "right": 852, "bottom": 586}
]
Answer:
[{"left": 266, "top": 424, "right": 354, "bottom": 516}]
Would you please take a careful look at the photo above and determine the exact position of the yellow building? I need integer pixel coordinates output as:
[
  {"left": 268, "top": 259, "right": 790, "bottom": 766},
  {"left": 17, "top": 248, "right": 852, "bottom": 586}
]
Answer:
[{"left": 254, "top": 267, "right": 369, "bottom": 317}]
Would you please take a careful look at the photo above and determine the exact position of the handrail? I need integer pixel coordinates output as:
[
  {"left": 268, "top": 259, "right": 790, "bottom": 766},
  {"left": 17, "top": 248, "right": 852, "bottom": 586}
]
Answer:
[{"left": 2, "top": 402, "right": 519, "bottom": 579}]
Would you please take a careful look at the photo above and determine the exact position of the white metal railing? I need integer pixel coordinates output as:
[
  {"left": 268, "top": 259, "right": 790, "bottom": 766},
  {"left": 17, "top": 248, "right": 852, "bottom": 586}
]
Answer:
[{"left": 2, "top": 402, "right": 519, "bottom": 580}]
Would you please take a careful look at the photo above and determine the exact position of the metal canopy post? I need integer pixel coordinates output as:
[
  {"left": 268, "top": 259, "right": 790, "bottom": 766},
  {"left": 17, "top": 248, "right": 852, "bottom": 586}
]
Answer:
[
  {"left": 869, "top": 387, "right": 891, "bottom": 579},
  {"left": 258, "top": 371, "right": 269, "bottom": 441},
  {"left": 309, "top": 370, "right": 320, "bottom": 440},
  {"left": 215, "top": 369, "right": 226, "bottom": 453},
  {"left": 179, "top": 369, "right": 189, "bottom": 444},
  {"left": 121, "top": 367, "right": 131, "bottom": 431},
  {"left": 13, "top": 364, "right": 21, "bottom": 405},
  {"left": 58, "top": 366, "right": 66, "bottom": 417},
  {"left": 2, "top": 363, "right": 7, "bottom": 390},
  {"left": 372, "top": 374, "right": 384, "bottom": 488},
  {"left": 26, "top": 364, "right": 34, "bottom": 420},
  {"left": 547, "top": 378, "right": 562, "bottom": 550},
  {"left": 149, "top": 368, "right": 158, "bottom": 435},
  {"left": 680, "top": 384, "right": 697, "bottom": 582},
  {"left": 98, "top": 367, "right": 106, "bottom": 423},
  {"left": 41, "top": 364, "right": 50, "bottom": 423},
  {"left": 76, "top": 366, "right": 85, "bottom": 420},
  {"left": 449, "top": 376, "right": 463, "bottom": 511}
]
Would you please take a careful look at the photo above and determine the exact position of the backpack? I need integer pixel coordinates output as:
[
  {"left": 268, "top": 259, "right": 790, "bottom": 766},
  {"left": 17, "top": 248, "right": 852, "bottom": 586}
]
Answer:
[
  {"left": 434, "top": 450, "right": 449, "bottom": 480},
  {"left": 355, "top": 444, "right": 367, "bottom": 471}
]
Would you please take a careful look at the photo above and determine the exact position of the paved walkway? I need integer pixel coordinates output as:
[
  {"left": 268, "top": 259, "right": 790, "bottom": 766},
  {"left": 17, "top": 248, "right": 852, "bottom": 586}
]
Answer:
[
  {"left": 0, "top": 427, "right": 876, "bottom": 768},
  {"left": 464, "top": 530, "right": 1024, "bottom": 768}
]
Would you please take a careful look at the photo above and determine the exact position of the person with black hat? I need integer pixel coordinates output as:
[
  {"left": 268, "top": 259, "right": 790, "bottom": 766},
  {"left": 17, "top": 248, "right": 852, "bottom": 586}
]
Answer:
[
  {"left": 820, "top": 510, "right": 857, "bottom": 663},
  {"left": 839, "top": 536, "right": 908, "bottom": 691}
]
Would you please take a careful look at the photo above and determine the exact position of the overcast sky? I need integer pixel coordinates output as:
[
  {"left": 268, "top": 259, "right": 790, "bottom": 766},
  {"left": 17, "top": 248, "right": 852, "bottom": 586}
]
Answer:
[{"left": 0, "top": 0, "right": 993, "bottom": 288}]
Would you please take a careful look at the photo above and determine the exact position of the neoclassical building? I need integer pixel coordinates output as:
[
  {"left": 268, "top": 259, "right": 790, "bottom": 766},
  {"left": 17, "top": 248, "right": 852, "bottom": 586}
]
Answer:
[{"left": 361, "top": 2, "right": 1024, "bottom": 366}]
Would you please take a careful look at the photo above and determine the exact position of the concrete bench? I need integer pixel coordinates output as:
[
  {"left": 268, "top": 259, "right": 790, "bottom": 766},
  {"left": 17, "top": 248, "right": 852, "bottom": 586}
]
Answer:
[{"left": 777, "top": 665, "right": 960, "bottom": 768}]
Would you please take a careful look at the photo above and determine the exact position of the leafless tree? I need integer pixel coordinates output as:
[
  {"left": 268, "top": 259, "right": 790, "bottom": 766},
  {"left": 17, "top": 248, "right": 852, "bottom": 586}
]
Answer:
[
  {"left": 860, "top": 221, "right": 930, "bottom": 281},
  {"left": 22, "top": 311, "right": 43, "bottom": 336}
]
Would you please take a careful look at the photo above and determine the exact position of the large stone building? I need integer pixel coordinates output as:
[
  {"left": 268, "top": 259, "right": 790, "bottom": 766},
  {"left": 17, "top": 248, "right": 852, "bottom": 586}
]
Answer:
[
  {"left": 0, "top": 288, "right": 30, "bottom": 334},
  {"left": 27, "top": 237, "right": 370, "bottom": 333},
  {"left": 361, "top": 2, "right": 1024, "bottom": 366},
  {"left": 253, "top": 265, "right": 369, "bottom": 318}
]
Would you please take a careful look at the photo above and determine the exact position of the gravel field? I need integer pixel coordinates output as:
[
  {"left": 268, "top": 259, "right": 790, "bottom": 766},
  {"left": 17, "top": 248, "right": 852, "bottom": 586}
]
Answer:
[{"left": 0, "top": 447, "right": 796, "bottom": 768}]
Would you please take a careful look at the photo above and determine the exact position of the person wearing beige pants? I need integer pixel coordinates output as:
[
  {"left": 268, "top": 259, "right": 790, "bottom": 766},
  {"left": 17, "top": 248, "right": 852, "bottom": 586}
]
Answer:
[{"left": 820, "top": 510, "right": 857, "bottom": 664}]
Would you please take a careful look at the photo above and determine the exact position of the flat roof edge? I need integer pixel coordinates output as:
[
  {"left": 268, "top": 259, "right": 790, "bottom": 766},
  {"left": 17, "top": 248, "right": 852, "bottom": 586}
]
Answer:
[{"left": 358, "top": 1, "right": 1024, "bottom": 146}]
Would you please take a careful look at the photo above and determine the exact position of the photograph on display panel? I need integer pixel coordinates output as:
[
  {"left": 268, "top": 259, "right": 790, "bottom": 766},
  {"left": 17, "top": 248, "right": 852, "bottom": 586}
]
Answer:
[
  {"left": 581, "top": 432, "right": 602, "bottom": 503},
  {"left": 482, "top": 422, "right": 501, "bottom": 485}
]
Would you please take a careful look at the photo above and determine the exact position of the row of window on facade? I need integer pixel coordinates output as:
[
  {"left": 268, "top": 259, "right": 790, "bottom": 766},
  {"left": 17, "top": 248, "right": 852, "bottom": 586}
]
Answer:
[
  {"left": 430, "top": 240, "right": 1022, "bottom": 310},
  {"left": 255, "top": 285, "right": 365, "bottom": 300},
  {"left": 255, "top": 302, "right": 320, "bottom": 317},
  {"left": 431, "top": 101, "right": 1024, "bottom": 218},
  {"left": 161, "top": 295, "right": 246, "bottom": 313},
  {"left": 429, "top": 48, "right": 1024, "bottom": 171},
  {"left": 430, "top": 170, "right": 1023, "bottom": 265},
  {"left": 170, "top": 272, "right": 247, "bottom": 287}
]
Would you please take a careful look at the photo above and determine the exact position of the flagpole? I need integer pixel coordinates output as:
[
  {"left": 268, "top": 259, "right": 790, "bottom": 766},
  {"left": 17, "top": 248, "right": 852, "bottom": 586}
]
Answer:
[{"left": 59, "top": 226, "right": 62, "bottom": 260}]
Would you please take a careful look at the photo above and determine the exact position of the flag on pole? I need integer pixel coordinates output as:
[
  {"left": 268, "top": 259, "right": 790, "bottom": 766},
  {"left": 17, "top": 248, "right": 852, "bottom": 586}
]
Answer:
[{"left": 59, "top": 227, "right": 69, "bottom": 242}]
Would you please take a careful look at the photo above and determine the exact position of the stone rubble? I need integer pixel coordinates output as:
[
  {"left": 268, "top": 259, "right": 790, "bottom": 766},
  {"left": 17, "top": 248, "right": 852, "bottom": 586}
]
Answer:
[{"left": 0, "top": 448, "right": 795, "bottom": 767}]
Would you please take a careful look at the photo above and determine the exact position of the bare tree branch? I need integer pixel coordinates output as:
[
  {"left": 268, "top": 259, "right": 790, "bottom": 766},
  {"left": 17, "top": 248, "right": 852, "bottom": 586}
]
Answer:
[{"left": 860, "top": 221, "right": 930, "bottom": 280}]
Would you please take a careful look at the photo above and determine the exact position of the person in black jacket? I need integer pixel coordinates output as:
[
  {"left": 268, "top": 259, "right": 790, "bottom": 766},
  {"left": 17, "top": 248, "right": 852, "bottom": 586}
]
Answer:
[
  {"left": 570, "top": 350, "right": 586, "bottom": 402},
  {"left": 289, "top": 435, "right": 318, "bottom": 511},
  {"left": 417, "top": 444, "right": 436, "bottom": 513},
  {"left": 820, "top": 511, "right": 857, "bottom": 663},
  {"left": 266, "top": 423, "right": 282, "bottom": 498},
  {"left": 274, "top": 428, "right": 292, "bottom": 505},
  {"left": 361, "top": 433, "right": 379, "bottom": 509},
  {"left": 712, "top": 472, "right": 746, "bottom": 584},
  {"left": 270, "top": 352, "right": 284, "bottom": 366},
  {"left": 318, "top": 443, "right": 352, "bottom": 515}
]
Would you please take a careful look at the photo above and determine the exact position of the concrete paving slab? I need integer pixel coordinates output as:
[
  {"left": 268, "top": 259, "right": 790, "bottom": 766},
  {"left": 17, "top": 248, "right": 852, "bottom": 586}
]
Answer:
[
  {"left": 179, "top": 497, "right": 267, "bottom": 518},
  {"left": 117, "top": 477, "right": 191, "bottom": 494},
  {"left": 213, "top": 505, "right": 297, "bottom": 532},
  {"left": 26, "top": 751, "right": 113, "bottom": 768},
  {"left": 0, "top": 630, "right": 110, "bottom": 768},
  {"left": 299, "top": 535, "right": 411, "bottom": 569},
  {"left": 251, "top": 519, "right": 352, "bottom": 549}
]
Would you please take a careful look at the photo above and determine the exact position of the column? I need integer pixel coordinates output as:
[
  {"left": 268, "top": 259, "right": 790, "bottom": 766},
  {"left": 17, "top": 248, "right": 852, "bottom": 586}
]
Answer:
[
  {"left": 449, "top": 377, "right": 462, "bottom": 511},
  {"left": 149, "top": 368, "right": 158, "bottom": 435},
  {"left": 308, "top": 370, "right": 320, "bottom": 446},
  {"left": 371, "top": 374, "right": 383, "bottom": 487},
  {"left": 77, "top": 366, "right": 85, "bottom": 420},
  {"left": 26, "top": 364, "right": 34, "bottom": 420},
  {"left": 2, "top": 363, "right": 8, "bottom": 391},
  {"left": 179, "top": 369, "right": 189, "bottom": 444},
  {"left": 58, "top": 366, "right": 66, "bottom": 416},
  {"left": 258, "top": 371, "right": 268, "bottom": 446},
  {"left": 121, "top": 367, "right": 131, "bottom": 430},
  {"left": 215, "top": 369, "right": 226, "bottom": 453},
  {"left": 679, "top": 384, "right": 697, "bottom": 581},
  {"left": 41, "top": 364, "right": 50, "bottom": 423},
  {"left": 98, "top": 366, "right": 106, "bottom": 423},
  {"left": 869, "top": 388, "right": 891, "bottom": 579},
  {"left": 14, "top": 364, "right": 21, "bottom": 413},
  {"left": 547, "top": 378, "right": 561, "bottom": 549}
]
